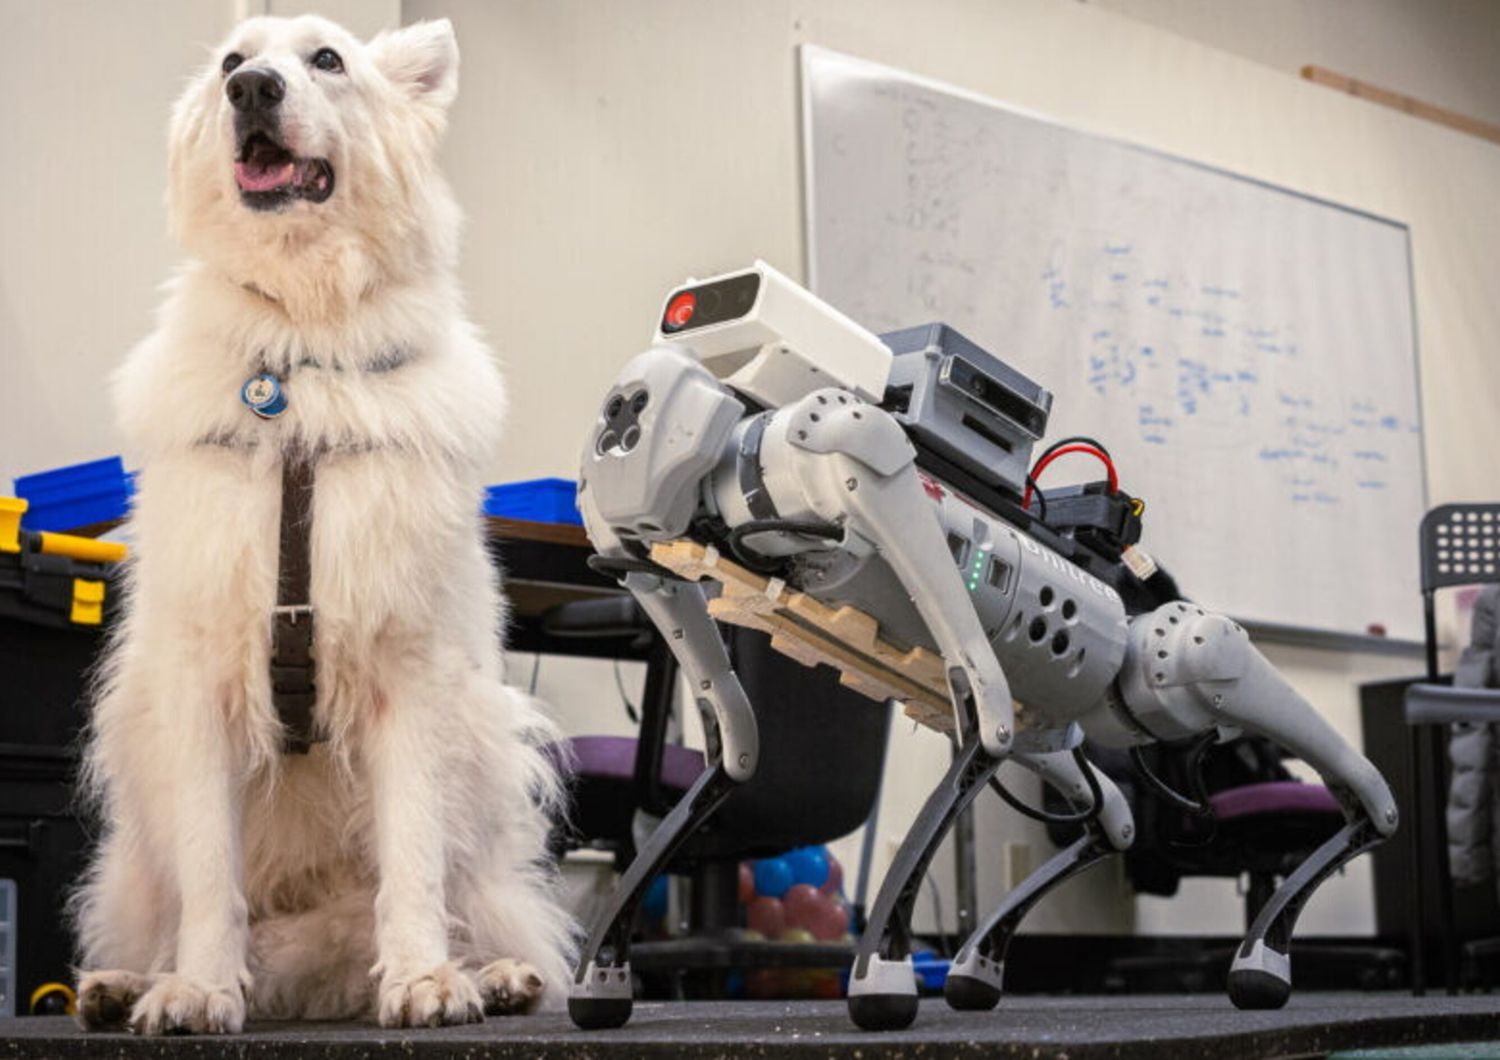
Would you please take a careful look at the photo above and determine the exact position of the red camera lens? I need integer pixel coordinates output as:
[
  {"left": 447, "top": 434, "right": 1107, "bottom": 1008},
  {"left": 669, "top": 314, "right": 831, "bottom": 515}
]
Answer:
[{"left": 664, "top": 291, "right": 697, "bottom": 330}]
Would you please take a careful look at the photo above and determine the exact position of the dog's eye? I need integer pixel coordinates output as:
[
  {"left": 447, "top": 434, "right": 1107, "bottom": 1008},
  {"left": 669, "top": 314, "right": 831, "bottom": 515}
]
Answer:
[
  {"left": 310, "top": 47, "right": 344, "bottom": 74},
  {"left": 222, "top": 52, "right": 244, "bottom": 75}
]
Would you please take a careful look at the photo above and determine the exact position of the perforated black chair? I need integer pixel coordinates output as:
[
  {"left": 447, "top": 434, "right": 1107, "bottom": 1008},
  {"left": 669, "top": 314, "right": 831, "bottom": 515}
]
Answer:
[{"left": 1403, "top": 503, "right": 1500, "bottom": 994}]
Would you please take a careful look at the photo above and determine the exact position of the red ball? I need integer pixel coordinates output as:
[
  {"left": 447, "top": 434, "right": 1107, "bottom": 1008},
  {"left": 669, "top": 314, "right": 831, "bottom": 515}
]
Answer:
[
  {"left": 783, "top": 883, "right": 822, "bottom": 930},
  {"left": 747, "top": 896, "right": 786, "bottom": 939},
  {"left": 810, "top": 970, "right": 843, "bottom": 999},
  {"left": 738, "top": 862, "right": 755, "bottom": 905},
  {"left": 810, "top": 896, "right": 851, "bottom": 941},
  {"left": 820, "top": 857, "right": 844, "bottom": 896}
]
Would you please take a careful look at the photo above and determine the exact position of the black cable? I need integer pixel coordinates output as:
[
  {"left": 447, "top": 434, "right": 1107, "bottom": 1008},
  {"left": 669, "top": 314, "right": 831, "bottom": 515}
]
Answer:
[
  {"left": 723, "top": 518, "right": 843, "bottom": 573},
  {"left": 585, "top": 553, "right": 683, "bottom": 581},
  {"left": 1023, "top": 474, "right": 1049, "bottom": 522},
  {"left": 1035, "top": 435, "right": 1114, "bottom": 462},
  {"left": 987, "top": 746, "right": 1105, "bottom": 826},
  {"left": 1128, "top": 731, "right": 1218, "bottom": 817}
]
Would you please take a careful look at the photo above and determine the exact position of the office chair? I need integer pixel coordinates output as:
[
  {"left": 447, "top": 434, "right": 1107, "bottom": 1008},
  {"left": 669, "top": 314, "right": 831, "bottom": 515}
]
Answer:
[{"left": 1402, "top": 502, "right": 1500, "bottom": 994}]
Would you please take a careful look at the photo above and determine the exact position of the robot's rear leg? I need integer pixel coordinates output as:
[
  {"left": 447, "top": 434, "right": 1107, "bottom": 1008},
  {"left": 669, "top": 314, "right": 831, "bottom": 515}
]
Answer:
[
  {"left": 1116, "top": 603, "right": 1399, "bottom": 1011},
  {"left": 945, "top": 748, "right": 1135, "bottom": 1011},
  {"left": 1227, "top": 818, "right": 1383, "bottom": 1009},
  {"left": 846, "top": 707, "right": 1002, "bottom": 1032}
]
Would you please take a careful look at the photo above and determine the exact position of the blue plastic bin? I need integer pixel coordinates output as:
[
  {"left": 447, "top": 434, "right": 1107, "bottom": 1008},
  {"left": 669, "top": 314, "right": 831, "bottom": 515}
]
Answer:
[
  {"left": 13, "top": 457, "right": 133, "bottom": 532},
  {"left": 483, "top": 477, "right": 582, "bottom": 525}
]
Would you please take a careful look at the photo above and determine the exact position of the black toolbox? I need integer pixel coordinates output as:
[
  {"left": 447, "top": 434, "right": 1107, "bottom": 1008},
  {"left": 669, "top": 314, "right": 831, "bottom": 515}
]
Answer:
[{"left": 1, "top": 497, "right": 121, "bottom": 1012}]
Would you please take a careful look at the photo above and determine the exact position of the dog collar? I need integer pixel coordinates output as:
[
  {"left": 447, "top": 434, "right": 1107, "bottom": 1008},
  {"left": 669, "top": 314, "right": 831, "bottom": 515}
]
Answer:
[{"left": 242, "top": 372, "right": 288, "bottom": 419}]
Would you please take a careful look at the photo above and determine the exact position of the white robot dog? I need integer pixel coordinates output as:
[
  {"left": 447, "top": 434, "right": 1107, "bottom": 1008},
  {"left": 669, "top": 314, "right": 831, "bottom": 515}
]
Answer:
[{"left": 570, "top": 261, "right": 1397, "bottom": 1031}]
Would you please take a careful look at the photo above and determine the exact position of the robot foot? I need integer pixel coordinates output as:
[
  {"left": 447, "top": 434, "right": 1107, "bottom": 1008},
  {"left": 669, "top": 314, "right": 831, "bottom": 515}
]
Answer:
[
  {"left": 1226, "top": 817, "right": 1384, "bottom": 1011},
  {"left": 944, "top": 830, "right": 1114, "bottom": 1012},
  {"left": 567, "top": 993, "right": 634, "bottom": 1031},
  {"left": 847, "top": 956, "right": 920, "bottom": 1031}
]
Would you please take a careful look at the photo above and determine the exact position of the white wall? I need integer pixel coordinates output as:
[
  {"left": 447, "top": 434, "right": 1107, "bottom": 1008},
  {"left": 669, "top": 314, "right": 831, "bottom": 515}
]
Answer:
[
  {"left": 4, "top": 0, "right": 1499, "bottom": 939},
  {"left": 1089, "top": 0, "right": 1500, "bottom": 128}
]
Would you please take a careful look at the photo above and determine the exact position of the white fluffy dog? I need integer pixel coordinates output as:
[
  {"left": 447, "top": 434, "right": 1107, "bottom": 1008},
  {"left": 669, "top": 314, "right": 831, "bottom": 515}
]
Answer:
[{"left": 71, "top": 15, "right": 574, "bottom": 1034}]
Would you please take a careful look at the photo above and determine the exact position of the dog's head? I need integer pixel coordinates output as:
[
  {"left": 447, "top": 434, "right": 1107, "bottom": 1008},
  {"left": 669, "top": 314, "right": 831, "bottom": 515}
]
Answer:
[{"left": 167, "top": 16, "right": 460, "bottom": 316}]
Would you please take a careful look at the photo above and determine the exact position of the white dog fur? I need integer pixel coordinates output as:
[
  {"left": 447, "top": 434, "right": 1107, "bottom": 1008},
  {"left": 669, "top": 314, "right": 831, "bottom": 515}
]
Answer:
[{"left": 70, "top": 15, "right": 575, "bottom": 1034}]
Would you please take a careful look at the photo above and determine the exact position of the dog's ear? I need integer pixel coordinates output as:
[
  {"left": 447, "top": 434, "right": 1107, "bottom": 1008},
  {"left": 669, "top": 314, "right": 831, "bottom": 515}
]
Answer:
[{"left": 370, "top": 18, "right": 459, "bottom": 110}]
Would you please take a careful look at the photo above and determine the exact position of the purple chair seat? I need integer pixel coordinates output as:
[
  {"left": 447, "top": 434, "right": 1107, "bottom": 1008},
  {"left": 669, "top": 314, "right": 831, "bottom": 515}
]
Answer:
[
  {"left": 1209, "top": 780, "right": 1342, "bottom": 822},
  {"left": 547, "top": 736, "right": 708, "bottom": 850},
  {"left": 554, "top": 735, "right": 706, "bottom": 793}
]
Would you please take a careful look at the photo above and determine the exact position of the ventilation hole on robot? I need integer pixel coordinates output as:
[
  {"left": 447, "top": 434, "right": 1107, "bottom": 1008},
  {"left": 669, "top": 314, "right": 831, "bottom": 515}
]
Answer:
[
  {"left": 852, "top": 411, "right": 863, "bottom": 419},
  {"left": 837, "top": 395, "right": 849, "bottom": 404},
  {"left": 1155, "top": 671, "right": 1166, "bottom": 683},
  {"left": 797, "top": 430, "right": 808, "bottom": 441},
  {"left": 1194, "top": 608, "right": 1204, "bottom": 616},
  {"left": 1157, "top": 650, "right": 1168, "bottom": 659},
  {"left": 605, "top": 395, "right": 625, "bottom": 419},
  {"left": 1168, "top": 616, "right": 1179, "bottom": 625},
  {"left": 817, "top": 394, "right": 828, "bottom": 404},
  {"left": 1154, "top": 627, "right": 1165, "bottom": 637},
  {"left": 620, "top": 425, "right": 641, "bottom": 451},
  {"left": 1028, "top": 617, "right": 1048, "bottom": 643},
  {"left": 810, "top": 412, "right": 821, "bottom": 422},
  {"left": 1176, "top": 603, "right": 1188, "bottom": 612},
  {"left": 631, "top": 390, "right": 649, "bottom": 414},
  {"left": 1193, "top": 635, "right": 1204, "bottom": 645},
  {"left": 1062, "top": 599, "right": 1078, "bottom": 620},
  {"left": 1039, "top": 586, "right": 1055, "bottom": 607},
  {"left": 597, "top": 430, "right": 619, "bottom": 454},
  {"left": 1051, "top": 630, "right": 1070, "bottom": 656}
]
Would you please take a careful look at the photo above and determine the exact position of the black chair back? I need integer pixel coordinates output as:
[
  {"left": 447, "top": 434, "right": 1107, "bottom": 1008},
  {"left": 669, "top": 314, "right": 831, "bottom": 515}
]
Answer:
[
  {"left": 1418, "top": 504, "right": 1500, "bottom": 679},
  {"left": 687, "top": 626, "right": 893, "bottom": 859}
]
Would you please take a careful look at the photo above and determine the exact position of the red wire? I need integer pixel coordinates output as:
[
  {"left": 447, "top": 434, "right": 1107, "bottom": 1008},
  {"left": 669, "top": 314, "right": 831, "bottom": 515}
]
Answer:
[{"left": 1023, "top": 443, "right": 1118, "bottom": 510}]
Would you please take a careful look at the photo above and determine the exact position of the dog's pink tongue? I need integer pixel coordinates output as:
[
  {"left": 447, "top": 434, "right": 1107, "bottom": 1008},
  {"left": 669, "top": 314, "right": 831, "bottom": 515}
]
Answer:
[{"left": 235, "top": 160, "right": 295, "bottom": 193}]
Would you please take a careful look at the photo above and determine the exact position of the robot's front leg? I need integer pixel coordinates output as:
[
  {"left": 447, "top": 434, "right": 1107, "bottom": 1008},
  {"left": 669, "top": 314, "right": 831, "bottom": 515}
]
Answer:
[
  {"left": 1108, "top": 601, "right": 1398, "bottom": 1010},
  {"left": 755, "top": 388, "right": 1017, "bottom": 756},
  {"left": 567, "top": 570, "right": 759, "bottom": 1031},
  {"left": 945, "top": 746, "right": 1136, "bottom": 1011}
]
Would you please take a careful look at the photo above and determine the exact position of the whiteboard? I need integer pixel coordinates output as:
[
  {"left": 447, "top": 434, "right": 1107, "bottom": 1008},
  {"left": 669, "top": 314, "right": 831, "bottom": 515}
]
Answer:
[{"left": 802, "top": 47, "right": 1426, "bottom": 643}]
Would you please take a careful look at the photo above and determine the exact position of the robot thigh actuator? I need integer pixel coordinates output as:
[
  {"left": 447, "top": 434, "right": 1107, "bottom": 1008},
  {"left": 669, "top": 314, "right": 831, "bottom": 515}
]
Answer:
[{"left": 569, "top": 262, "right": 1397, "bottom": 1031}]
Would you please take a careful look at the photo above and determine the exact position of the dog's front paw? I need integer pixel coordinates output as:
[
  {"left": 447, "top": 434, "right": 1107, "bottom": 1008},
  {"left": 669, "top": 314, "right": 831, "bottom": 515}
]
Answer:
[
  {"left": 378, "top": 961, "right": 484, "bottom": 1028},
  {"left": 476, "top": 958, "right": 546, "bottom": 1016},
  {"left": 129, "top": 974, "right": 245, "bottom": 1035},
  {"left": 77, "top": 969, "right": 152, "bottom": 1031}
]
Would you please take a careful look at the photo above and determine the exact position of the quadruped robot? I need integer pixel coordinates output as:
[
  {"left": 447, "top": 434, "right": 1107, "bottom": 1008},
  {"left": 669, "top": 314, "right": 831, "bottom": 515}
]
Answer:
[{"left": 569, "top": 261, "right": 1397, "bottom": 1031}]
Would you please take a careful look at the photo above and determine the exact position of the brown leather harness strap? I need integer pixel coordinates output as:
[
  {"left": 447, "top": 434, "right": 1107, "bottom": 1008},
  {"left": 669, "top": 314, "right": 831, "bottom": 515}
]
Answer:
[{"left": 271, "top": 452, "right": 318, "bottom": 753}]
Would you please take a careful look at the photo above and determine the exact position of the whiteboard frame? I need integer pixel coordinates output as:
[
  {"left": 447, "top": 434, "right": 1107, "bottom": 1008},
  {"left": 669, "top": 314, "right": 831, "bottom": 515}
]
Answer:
[{"left": 797, "top": 44, "right": 1429, "bottom": 652}]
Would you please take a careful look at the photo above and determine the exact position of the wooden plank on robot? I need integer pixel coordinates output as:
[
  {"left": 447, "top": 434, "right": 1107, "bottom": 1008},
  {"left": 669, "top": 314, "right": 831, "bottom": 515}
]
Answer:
[{"left": 650, "top": 539, "right": 955, "bottom": 733}]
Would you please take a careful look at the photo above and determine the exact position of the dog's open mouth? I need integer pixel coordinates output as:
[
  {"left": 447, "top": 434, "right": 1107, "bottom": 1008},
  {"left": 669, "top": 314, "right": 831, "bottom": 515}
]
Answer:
[{"left": 234, "top": 132, "right": 335, "bottom": 209}]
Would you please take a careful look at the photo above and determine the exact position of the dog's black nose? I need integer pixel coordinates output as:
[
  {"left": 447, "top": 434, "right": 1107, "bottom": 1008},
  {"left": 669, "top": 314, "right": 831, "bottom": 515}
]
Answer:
[{"left": 226, "top": 68, "right": 285, "bottom": 113}]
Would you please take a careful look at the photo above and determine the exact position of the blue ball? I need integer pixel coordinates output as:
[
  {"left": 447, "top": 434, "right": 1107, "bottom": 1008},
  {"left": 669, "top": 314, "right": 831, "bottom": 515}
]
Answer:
[
  {"left": 643, "top": 875, "right": 669, "bottom": 920},
  {"left": 753, "top": 857, "right": 794, "bottom": 898},
  {"left": 786, "top": 846, "right": 830, "bottom": 889}
]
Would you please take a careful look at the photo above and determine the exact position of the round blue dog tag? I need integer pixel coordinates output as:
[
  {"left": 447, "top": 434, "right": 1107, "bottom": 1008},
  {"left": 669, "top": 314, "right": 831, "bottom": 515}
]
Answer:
[{"left": 241, "top": 373, "right": 287, "bottom": 419}]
